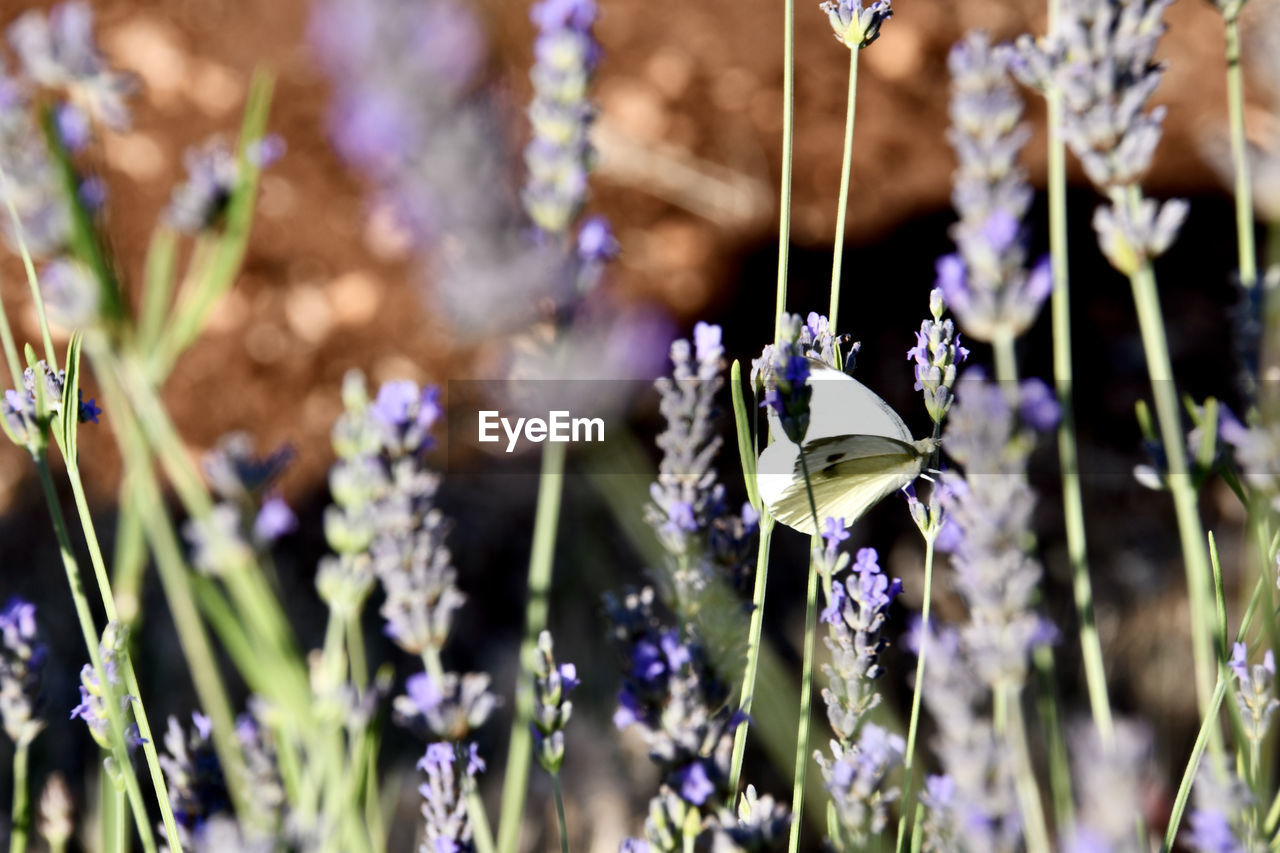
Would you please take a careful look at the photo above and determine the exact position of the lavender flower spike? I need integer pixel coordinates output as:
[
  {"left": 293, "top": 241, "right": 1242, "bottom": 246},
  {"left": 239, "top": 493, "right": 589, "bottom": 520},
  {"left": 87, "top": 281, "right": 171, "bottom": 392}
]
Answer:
[
  {"left": 419, "top": 741, "right": 484, "bottom": 853},
  {"left": 1229, "top": 641, "right": 1279, "bottom": 744},
  {"left": 752, "top": 314, "right": 812, "bottom": 445},
  {"left": 1064, "top": 719, "right": 1152, "bottom": 853},
  {"left": 941, "top": 32, "right": 1050, "bottom": 343},
  {"left": 531, "top": 629, "right": 578, "bottom": 774},
  {"left": 821, "top": 0, "right": 892, "bottom": 50},
  {"left": 907, "top": 289, "right": 968, "bottom": 425},
  {"left": 1187, "top": 761, "right": 1260, "bottom": 853},
  {"left": 0, "top": 597, "right": 47, "bottom": 747},
  {"left": 523, "top": 0, "right": 600, "bottom": 234}
]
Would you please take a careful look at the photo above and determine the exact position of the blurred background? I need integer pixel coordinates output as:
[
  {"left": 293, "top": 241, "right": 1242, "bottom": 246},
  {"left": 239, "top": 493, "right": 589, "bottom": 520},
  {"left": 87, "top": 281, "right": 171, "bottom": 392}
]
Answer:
[{"left": 0, "top": 0, "right": 1278, "bottom": 848}]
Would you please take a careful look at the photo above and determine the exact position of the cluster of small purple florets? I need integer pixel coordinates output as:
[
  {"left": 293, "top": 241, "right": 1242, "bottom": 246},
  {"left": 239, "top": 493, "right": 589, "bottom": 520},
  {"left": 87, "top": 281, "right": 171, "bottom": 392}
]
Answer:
[
  {"left": 812, "top": 522, "right": 907, "bottom": 848},
  {"left": 648, "top": 322, "right": 759, "bottom": 602},
  {"left": 753, "top": 314, "right": 813, "bottom": 446},
  {"left": 0, "top": 598, "right": 46, "bottom": 748},
  {"left": 1, "top": 360, "right": 100, "bottom": 448},
  {"left": 939, "top": 32, "right": 1051, "bottom": 344}
]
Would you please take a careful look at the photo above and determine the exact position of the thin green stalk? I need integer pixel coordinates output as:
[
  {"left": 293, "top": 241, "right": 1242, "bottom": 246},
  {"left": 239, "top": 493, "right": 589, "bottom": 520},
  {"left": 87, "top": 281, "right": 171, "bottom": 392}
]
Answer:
[
  {"left": 468, "top": 787, "right": 497, "bottom": 853},
  {"left": 728, "top": 514, "right": 776, "bottom": 797},
  {"left": 552, "top": 774, "right": 571, "bottom": 853},
  {"left": 365, "top": 727, "right": 386, "bottom": 853},
  {"left": 0, "top": 274, "right": 23, "bottom": 390},
  {"left": 774, "top": 0, "right": 796, "bottom": 341},
  {"left": 786, "top": 558, "right": 821, "bottom": 853},
  {"left": 1161, "top": 674, "right": 1228, "bottom": 853},
  {"left": 497, "top": 442, "right": 565, "bottom": 853},
  {"left": 93, "top": 347, "right": 253, "bottom": 819},
  {"left": 828, "top": 47, "right": 859, "bottom": 340},
  {"left": 786, "top": 447, "right": 828, "bottom": 853},
  {"left": 1004, "top": 682, "right": 1052, "bottom": 853},
  {"left": 113, "top": 782, "right": 128, "bottom": 853},
  {"left": 347, "top": 615, "right": 369, "bottom": 690},
  {"left": 0, "top": 161, "right": 55, "bottom": 365},
  {"left": 9, "top": 741, "right": 29, "bottom": 853},
  {"left": 1047, "top": 52, "right": 1112, "bottom": 745},
  {"left": 32, "top": 456, "right": 159, "bottom": 852},
  {"left": 1224, "top": 14, "right": 1257, "bottom": 290},
  {"left": 894, "top": 531, "right": 936, "bottom": 853},
  {"left": 58, "top": 459, "right": 187, "bottom": 847},
  {"left": 1125, "top": 243, "right": 1218, "bottom": 736}
]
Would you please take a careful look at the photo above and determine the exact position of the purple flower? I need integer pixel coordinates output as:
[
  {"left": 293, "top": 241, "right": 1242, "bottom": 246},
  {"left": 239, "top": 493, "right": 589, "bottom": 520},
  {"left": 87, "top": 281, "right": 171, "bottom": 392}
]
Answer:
[
  {"left": 941, "top": 32, "right": 1049, "bottom": 343},
  {"left": 576, "top": 215, "right": 618, "bottom": 264},
  {"left": 677, "top": 761, "right": 714, "bottom": 806},
  {"left": 753, "top": 314, "right": 812, "bottom": 444},
  {"left": 532, "top": 630, "right": 577, "bottom": 773},
  {"left": 820, "top": 0, "right": 892, "bottom": 49},
  {"left": 405, "top": 672, "right": 444, "bottom": 715},
  {"left": 1018, "top": 378, "right": 1060, "bottom": 431},
  {"left": 253, "top": 495, "right": 297, "bottom": 543},
  {"left": 910, "top": 289, "right": 967, "bottom": 424},
  {"left": 820, "top": 579, "right": 847, "bottom": 626},
  {"left": 0, "top": 598, "right": 46, "bottom": 746},
  {"left": 523, "top": 0, "right": 600, "bottom": 234}
]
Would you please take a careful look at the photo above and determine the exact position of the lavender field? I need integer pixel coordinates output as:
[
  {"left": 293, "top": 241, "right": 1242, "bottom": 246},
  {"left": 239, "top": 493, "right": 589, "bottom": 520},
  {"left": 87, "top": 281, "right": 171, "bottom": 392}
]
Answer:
[{"left": 0, "top": 0, "right": 1277, "bottom": 851}]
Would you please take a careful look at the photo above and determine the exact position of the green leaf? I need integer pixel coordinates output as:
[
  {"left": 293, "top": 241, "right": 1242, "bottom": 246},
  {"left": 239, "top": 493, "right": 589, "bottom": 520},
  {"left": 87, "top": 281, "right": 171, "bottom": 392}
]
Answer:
[
  {"left": 730, "top": 359, "right": 761, "bottom": 511},
  {"left": 139, "top": 225, "right": 178, "bottom": 352},
  {"left": 61, "top": 330, "right": 83, "bottom": 464}
]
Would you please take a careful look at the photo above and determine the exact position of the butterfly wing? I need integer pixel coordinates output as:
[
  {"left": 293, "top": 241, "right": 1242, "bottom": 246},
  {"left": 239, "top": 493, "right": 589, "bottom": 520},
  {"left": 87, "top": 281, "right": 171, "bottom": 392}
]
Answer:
[
  {"left": 758, "top": 434, "right": 930, "bottom": 536},
  {"left": 766, "top": 364, "right": 912, "bottom": 444}
]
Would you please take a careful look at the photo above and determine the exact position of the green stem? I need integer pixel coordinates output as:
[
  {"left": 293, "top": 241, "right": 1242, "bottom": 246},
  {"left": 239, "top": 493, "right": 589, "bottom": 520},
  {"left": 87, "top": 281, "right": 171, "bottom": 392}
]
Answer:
[
  {"left": 894, "top": 532, "right": 936, "bottom": 853},
  {"left": 0, "top": 271, "right": 23, "bottom": 390},
  {"left": 1161, "top": 674, "right": 1228, "bottom": 853},
  {"left": 552, "top": 774, "right": 571, "bottom": 853},
  {"left": 1224, "top": 14, "right": 1257, "bottom": 290},
  {"left": 9, "top": 741, "right": 29, "bottom": 853},
  {"left": 32, "top": 456, "right": 159, "bottom": 853},
  {"left": 93, "top": 345, "right": 252, "bottom": 820},
  {"left": 0, "top": 160, "right": 55, "bottom": 365},
  {"left": 786, "top": 557, "right": 821, "bottom": 853},
  {"left": 728, "top": 514, "right": 776, "bottom": 798},
  {"left": 1125, "top": 227, "right": 1218, "bottom": 743},
  {"left": 113, "top": 782, "right": 128, "bottom": 853},
  {"left": 497, "top": 442, "right": 568, "bottom": 853},
  {"left": 828, "top": 47, "right": 859, "bottom": 339},
  {"left": 1004, "top": 682, "right": 1052, "bottom": 853},
  {"left": 774, "top": 0, "right": 795, "bottom": 340},
  {"left": 1048, "top": 62, "right": 1112, "bottom": 746}
]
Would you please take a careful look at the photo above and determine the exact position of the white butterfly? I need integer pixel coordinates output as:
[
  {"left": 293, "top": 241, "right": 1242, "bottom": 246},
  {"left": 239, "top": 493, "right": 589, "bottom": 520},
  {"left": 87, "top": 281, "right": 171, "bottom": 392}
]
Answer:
[{"left": 756, "top": 363, "right": 936, "bottom": 536}]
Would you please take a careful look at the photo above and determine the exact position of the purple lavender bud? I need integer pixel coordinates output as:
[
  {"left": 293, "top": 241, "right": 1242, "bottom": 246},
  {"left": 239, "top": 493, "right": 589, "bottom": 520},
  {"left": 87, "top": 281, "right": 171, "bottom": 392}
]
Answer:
[
  {"left": 577, "top": 215, "right": 618, "bottom": 264},
  {"left": 1066, "top": 719, "right": 1153, "bottom": 852},
  {"left": 908, "top": 289, "right": 967, "bottom": 424},
  {"left": 939, "top": 371, "right": 1052, "bottom": 685},
  {"left": 394, "top": 671, "right": 496, "bottom": 741},
  {"left": 8, "top": 2, "right": 135, "bottom": 129},
  {"left": 821, "top": 516, "right": 851, "bottom": 554},
  {"left": 943, "top": 31, "right": 1049, "bottom": 343},
  {"left": 532, "top": 630, "right": 577, "bottom": 774},
  {"left": 69, "top": 632, "right": 143, "bottom": 752},
  {"left": 820, "top": 0, "right": 893, "bottom": 50},
  {"left": 201, "top": 432, "right": 294, "bottom": 503},
  {"left": 253, "top": 495, "right": 297, "bottom": 543},
  {"left": 1017, "top": 0, "right": 1175, "bottom": 190},
  {"left": 418, "top": 741, "right": 484, "bottom": 853},
  {"left": 1188, "top": 762, "right": 1257, "bottom": 852},
  {"left": 167, "top": 138, "right": 241, "bottom": 233},
  {"left": 817, "top": 722, "right": 905, "bottom": 842},
  {"left": 1018, "top": 378, "right": 1061, "bottom": 431},
  {"left": 604, "top": 587, "right": 741, "bottom": 807},
  {"left": 1092, "top": 195, "right": 1188, "bottom": 276},
  {"left": 160, "top": 712, "right": 232, "bottom": 846},
  {"left": 646, "top": 323, "right": 756, "bottom": 606},
  {"left": 1229, "top": 642, "right": 1279, "bottom": 744},
  {"left": 0, "top": 598, "right": 46, "bottom": 746},
  {"left": 753, "top": 314, "right": 812, "bottom": 444},
  {"left": 522, "top": 0, "right": 600, "bottom": 234},
  {"left": 676, "top": 761, "right": 714, "bottom": 806},
  {"left": 55, "top": 102, "right": 89, "bottom": 151}
]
